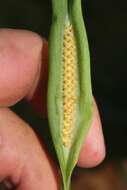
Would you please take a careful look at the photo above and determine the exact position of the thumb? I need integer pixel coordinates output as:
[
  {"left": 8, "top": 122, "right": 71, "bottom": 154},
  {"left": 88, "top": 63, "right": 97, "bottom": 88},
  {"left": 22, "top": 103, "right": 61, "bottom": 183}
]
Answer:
[{"left": 0, "top": 108, "right": 60, "bottom": 189}]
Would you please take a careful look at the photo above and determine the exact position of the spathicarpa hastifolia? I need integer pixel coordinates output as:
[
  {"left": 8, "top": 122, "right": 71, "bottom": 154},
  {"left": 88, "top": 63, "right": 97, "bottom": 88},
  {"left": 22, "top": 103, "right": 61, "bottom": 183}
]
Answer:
[{"left": 48, "top": 0, "right": 93, "bottom": 189}]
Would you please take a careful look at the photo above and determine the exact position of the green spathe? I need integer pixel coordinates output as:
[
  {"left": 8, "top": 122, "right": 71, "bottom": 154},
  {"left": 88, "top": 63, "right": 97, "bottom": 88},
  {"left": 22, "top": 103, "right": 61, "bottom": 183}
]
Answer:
[{"left": 48, "top": 0, "right": 93, "bottom": 190}]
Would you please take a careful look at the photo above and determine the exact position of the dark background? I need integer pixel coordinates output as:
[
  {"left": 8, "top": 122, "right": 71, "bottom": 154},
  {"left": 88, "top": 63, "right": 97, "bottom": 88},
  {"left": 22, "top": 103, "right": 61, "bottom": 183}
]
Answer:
[{"left": 0, "top": 0, "right": 127, "bottom": 158}]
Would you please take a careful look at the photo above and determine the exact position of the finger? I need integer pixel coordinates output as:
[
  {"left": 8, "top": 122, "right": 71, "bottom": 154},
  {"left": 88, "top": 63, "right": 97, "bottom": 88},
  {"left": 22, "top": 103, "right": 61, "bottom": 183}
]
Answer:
[
  {"left": 0, "top": 29, "right": 43, "bottom": 107},
  {"left": 26, "top": 40, "right": 48, "bottom": 117},
  {"left": 0, "top": 28, "right": 48, "bottom": 115},
  {"left": 77, "top": 100, "right": 106, "bottom": 168},
  {"left": 0, "top": 108, "right": 60, "bottom": 190}
]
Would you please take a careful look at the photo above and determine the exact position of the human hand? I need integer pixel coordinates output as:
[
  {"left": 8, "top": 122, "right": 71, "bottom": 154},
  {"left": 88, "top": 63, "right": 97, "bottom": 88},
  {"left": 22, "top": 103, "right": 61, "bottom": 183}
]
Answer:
[{"left": 0, "top": 29, "right": 105, "bottom": 189}]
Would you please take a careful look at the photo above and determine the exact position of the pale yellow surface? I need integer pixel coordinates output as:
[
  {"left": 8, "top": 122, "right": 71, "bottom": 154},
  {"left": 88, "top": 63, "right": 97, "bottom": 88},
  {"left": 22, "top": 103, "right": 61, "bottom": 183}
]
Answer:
[{"left": 62, "top": 24, "right": 78, "bottom": 147}]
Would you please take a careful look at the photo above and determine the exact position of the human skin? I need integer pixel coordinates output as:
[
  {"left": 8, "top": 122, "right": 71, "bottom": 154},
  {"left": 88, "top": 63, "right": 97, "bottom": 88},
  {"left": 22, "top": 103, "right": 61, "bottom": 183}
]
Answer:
[{"left": 0, "top": 29, "right": 105, "bottom": 189}]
